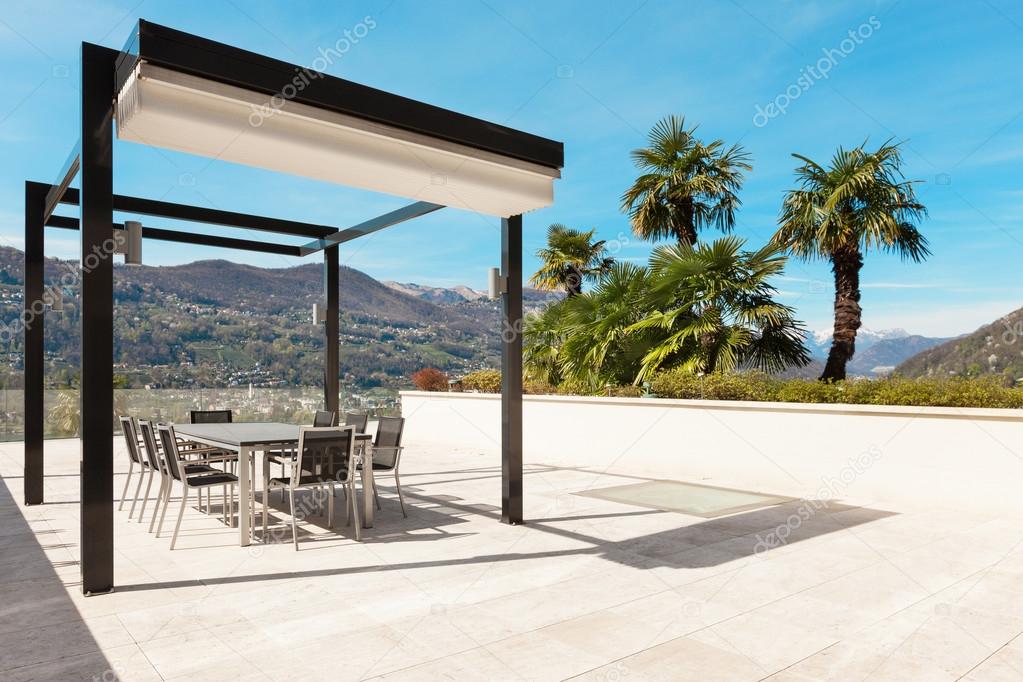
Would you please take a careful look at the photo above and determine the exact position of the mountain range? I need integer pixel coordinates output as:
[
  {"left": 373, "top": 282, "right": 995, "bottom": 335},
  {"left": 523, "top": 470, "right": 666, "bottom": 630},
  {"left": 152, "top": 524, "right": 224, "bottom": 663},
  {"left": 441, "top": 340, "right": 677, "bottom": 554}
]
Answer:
[
  {"left": 0, "top": 247, "right": 502, "bottom": 391},
  {"left": 803, "top": 328, "right": 952, "bottom": 378},
  {"left": 383, "top": 281, "right": 486, "bottom": 304},
  {"left": 0, "top": 245, "right": 1011, "bottom": 387},
  {"left": 896, "top": 306, "right": 1023, "bottom": 381}
]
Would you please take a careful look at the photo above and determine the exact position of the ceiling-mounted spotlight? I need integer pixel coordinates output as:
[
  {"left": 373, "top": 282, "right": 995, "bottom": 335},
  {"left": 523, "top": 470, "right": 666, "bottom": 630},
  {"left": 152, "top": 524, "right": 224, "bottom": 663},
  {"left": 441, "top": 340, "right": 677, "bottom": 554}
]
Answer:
[{"left": 115, "top": 220, "right": 143, "bottom": 265}]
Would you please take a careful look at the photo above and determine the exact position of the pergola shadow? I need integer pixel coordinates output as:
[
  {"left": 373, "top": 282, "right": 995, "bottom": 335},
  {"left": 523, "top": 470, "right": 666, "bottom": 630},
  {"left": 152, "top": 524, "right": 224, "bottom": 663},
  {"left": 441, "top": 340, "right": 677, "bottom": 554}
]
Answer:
[
  {"left": 0, "top": 476, "right": 116, "bottom": 678},
  {"left": 113, "top": 463, "right": 896, "bottom": 593}
]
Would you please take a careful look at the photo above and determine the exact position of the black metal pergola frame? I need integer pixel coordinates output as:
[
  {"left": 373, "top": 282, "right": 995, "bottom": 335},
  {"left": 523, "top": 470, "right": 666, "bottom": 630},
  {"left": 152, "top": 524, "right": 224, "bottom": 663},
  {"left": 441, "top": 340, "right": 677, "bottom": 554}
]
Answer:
[{"left": 23, "top": 20, "right": 563, "bottom": 595}]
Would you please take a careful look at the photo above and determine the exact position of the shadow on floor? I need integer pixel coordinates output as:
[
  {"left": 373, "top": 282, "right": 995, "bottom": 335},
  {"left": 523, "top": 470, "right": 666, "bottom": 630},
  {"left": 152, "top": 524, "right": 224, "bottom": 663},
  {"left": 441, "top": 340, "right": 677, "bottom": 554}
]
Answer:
[
  {"left": 249, "top": 485, "right": 479, "bottom": 547},
  {"left": 115, "top": 463, "right": 896, "bottom": 592},
  {"left": 0, "top": 475, "right": 117, "bottom": 679}
]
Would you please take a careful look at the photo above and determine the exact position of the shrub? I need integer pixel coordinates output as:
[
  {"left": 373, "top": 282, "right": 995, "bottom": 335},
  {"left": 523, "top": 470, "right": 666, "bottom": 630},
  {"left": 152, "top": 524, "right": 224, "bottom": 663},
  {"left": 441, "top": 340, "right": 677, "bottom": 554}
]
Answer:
[
  {"left": 650, "top": 370, "right": 780, "bottom": 401},
  {"left": 524, "top": 380, "right": 557, "bottom": 395},
  {"left": 428, "top": 366, "right": 1023, "bottom": 408},
  {"left": 462, "top": 369, "right": 501, "bottom": 393},
  {"left": 411, "top": 367, "right": 449, "bottom": 392},
  {"left": 648, "top": 369, "right": 1023, "bottom": 409}
]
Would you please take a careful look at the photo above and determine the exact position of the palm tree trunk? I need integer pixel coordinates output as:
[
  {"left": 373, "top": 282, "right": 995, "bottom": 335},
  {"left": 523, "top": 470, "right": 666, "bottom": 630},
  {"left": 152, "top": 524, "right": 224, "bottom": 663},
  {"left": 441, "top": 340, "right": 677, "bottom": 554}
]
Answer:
[
  {"left": 565, "top": 265, "right": 583, "bottom": 297},
  {"left": 821, "top": 244, "right": 863, "bottom": 381},
  {"left": 677, "top": 197, "right": 698, "bottom": 246}
]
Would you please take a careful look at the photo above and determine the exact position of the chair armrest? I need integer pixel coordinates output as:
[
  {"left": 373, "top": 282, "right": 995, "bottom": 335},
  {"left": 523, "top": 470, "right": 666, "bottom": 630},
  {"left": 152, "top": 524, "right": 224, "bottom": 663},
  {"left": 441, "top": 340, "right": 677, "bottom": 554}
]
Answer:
[
  {"left": 370, "top": 445, "right": 403, "bottom": 456},
  {"left": 181, "top": 448, "right": 237, "bottom": 463}
]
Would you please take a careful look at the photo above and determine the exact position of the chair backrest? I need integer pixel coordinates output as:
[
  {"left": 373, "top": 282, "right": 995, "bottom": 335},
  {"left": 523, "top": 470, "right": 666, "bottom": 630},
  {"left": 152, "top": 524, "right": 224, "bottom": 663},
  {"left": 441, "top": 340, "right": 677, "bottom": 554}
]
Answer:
[
  {"left": 295, "top": 426, "right": 356, "bottom": 485},
  {"left": 373, "top": 416, "right": 405, "bottom": 469},
  {"left": 119, "top": 416, "right": 143, "bottom": 465},
  {"left": 190, "top": 409, "right": 232, "bottom": 424},
  {"left": 344, "top": 412, "right": 369, "bottom": 434},
  {"left": 157, "top": 424, "right": 185, "bottom": 482},
  {"left": 137, "top": 419, "right": 163, "bottom": 472},
  {"left": 313, "top": 410, "right": 337, "bottom": 427}
]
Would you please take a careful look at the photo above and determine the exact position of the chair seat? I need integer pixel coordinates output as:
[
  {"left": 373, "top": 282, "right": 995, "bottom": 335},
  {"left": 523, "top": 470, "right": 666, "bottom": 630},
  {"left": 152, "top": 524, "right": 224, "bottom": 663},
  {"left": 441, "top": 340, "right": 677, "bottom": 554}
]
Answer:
[
  {"left": 372, "top": 462, "right": 395, "bottom": 472},
  {"left": 268, "top": 474, "right": 341, "bottom": 487},
  {"left": 187, "top": 472, "right": 237, "bottom": 487},
  {"left": 184, "top": 463, "right": 220, "bottom": 475}
]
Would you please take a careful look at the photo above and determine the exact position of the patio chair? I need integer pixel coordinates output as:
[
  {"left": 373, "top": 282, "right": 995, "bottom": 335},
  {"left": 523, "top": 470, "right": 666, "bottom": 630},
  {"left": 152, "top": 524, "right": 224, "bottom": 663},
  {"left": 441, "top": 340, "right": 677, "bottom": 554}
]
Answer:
[
  {"left": 138, "top": 419, "right": 224, "bottom": 534},
  {"left": 186, "top": 408, "right": 238, "bottom": 469},
  {"left": 315, "top": 410, "right": 338, "bottom": 427},
  {"left": 189, "top": 409, "right": 233, "bottom": 423},
  {"left": 157, "top": 423, "right": 239, "bottom": 550},
  {"left": 371, "top": 416, "right": 407, "bottom": 517},
  {"left": 268, "top": 410, "right": 335, "bottom": 499},
  {"left": 263, "top": 425, "right": 361, "bottom": 548},
  {"left": 118, "top": 416, "right": 149, "bottom": 519},
  {"left": 344, "top": 411, "right": 369, "bottom": 434}
]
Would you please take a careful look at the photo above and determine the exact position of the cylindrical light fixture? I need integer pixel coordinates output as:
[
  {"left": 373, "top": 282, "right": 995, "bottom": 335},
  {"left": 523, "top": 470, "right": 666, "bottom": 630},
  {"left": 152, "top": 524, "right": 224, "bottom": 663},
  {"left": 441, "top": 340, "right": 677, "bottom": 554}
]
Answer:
[
  {"left": 488, "top": 267, "right": 506, "bottom": 299},
  {"left": 123, "top": 220, "right": 143, "bottom": 265},
  {"left": 312, "top": 302, "right": 326, "bottom": 324}
]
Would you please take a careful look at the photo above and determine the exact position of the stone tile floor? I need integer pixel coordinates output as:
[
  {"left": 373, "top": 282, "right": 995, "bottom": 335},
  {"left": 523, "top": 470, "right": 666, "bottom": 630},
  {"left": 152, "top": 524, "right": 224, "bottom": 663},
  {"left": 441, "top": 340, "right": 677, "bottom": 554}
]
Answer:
[{"left": 1, "top": 438, "right": 1022, "bottom": 680}]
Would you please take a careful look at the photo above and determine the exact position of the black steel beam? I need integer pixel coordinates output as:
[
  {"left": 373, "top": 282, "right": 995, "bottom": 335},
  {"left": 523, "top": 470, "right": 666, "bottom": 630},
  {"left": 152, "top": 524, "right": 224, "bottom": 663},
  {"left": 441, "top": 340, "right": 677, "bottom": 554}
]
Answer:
[
  {"left": 45, "top": 215, "right": 303, "bottom": 256},
  {"left": 299, "top": 201, "right": 444, "bottom": 254},
  {"left": 24, "top": 182, "right": 46, "bottom": 506},
  {"left": 501, "top": 214, "right": 523, "bottom": 525},
  {"left": 43, "top": 142, "right": 80, "bottom": 223},
  {"left": 324, "top": 246, "right": 339, "bottom": 415},
  {"left": 79, "top": 42, "right": 116, "bottom": 596},
  {"left": 54, "top": 187, "right": 337, "bottom": 240},
  {"left": 119, "top": 20, "right": 564, "bottom": 170}
]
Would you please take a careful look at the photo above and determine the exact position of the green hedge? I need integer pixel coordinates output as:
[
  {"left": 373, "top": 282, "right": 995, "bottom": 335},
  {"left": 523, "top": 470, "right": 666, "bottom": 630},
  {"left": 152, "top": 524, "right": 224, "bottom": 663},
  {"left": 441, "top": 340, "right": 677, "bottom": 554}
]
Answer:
[
  {"left": 650, "top": 370, "right": 1023, "bottom": 409},
  {"left": 454, "top": 368, "right": 1023, "bottom": 408}
]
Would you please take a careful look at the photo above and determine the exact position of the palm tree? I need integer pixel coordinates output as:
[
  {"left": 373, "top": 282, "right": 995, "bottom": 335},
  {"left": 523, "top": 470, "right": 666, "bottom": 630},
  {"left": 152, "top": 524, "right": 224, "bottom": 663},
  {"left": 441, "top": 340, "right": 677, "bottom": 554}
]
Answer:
[
  {"left": 629, "top": 236, "right": 809, "bottom": 380},
  {"left": 522, "top": 303, "right": 566, "bottom": 385},
  {"left": 530, "top": 224, "right": 614, "bottom": 297},
  {"left": 48, "top": 391, "right": 79, "bottom": 437},
  {"left": 621, "top": 115, "right": 752, "bottom": 247},
  {"left": 554, "top": 262, "right": 658, "bottom": 388},
  {"left": 771, "top": 140, "right": 929, "bottom": 381}
]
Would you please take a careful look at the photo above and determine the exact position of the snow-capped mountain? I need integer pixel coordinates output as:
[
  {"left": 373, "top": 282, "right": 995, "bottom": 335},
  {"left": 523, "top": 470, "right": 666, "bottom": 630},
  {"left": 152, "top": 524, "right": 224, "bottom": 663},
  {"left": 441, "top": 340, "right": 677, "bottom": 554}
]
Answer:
[
  {"left": 808, "top": 327, "right": 950, "bottom": 377},
  {"left": 382, "top": 281, "right": 487, "bottom": 304},
  {"left": 809, "top": 328, "right": 912, "bottom": 357}
]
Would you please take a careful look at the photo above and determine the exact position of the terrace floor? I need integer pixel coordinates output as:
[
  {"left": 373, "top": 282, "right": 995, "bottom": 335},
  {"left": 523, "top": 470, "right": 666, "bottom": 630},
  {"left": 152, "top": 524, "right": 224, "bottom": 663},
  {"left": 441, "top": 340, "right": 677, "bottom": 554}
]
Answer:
[{"left": 2, "top": 438, "right": 1023, "bottom": 681}]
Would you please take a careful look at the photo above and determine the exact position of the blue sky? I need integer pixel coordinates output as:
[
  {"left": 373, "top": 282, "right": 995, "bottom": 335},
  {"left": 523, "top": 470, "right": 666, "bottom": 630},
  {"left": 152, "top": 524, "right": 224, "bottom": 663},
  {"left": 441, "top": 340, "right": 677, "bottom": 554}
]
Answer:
[{"left": 1, "top": 0, "right": 1022, "bottom": 336}]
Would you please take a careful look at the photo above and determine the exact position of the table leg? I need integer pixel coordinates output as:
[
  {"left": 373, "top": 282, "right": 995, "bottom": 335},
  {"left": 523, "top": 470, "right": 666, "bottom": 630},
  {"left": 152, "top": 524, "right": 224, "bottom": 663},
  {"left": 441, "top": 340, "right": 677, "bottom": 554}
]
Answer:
[
  {"left": 362, "top": 443, "right": 374, "bottom": 528},
  {"left": 239, "top": 445, "right": 251, "bottom": 546}
]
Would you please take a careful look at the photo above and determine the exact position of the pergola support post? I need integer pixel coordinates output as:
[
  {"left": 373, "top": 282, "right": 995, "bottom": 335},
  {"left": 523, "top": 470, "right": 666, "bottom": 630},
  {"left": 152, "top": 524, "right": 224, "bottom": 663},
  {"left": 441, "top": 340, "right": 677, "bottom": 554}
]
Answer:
[
  {"left": 324, "top": 245, "right": 339, "bottom": 415},
  {"left": 501, "top": 214, "right": 523, "bottom": 524},
  {"left": 24, "top": 182, "right": 46, "bottom": 505},
  {"left": 79, "top": 42, "right": 117, "bottom": 596}
]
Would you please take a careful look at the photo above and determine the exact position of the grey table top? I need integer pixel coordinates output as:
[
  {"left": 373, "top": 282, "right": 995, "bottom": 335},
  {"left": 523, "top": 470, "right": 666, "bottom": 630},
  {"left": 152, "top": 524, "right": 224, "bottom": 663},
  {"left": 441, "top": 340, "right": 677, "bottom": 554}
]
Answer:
[{"left": 175, "top": 422, "right": 372, "bottom": 449}]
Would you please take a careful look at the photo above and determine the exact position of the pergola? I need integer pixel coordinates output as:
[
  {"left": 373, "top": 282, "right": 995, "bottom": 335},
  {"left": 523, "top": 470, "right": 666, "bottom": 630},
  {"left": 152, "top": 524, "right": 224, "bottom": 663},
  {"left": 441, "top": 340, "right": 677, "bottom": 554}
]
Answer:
[{"left": 22, "top": 20, "right": 564, "bottom": 595}]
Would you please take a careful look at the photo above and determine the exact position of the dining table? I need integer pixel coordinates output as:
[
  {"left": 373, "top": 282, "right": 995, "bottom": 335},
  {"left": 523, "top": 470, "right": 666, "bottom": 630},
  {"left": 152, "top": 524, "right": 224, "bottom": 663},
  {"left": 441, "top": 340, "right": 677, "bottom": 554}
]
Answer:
[{"left": 174, "top": 421, "right": 375, "bottom": 546}]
